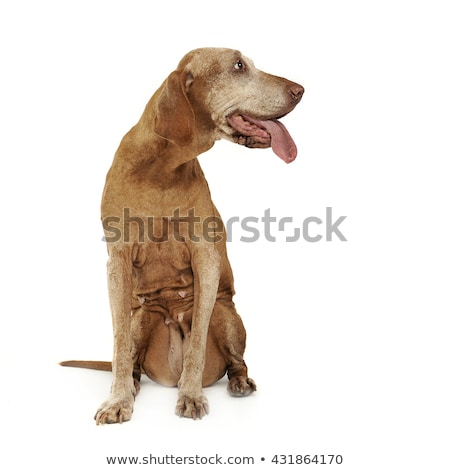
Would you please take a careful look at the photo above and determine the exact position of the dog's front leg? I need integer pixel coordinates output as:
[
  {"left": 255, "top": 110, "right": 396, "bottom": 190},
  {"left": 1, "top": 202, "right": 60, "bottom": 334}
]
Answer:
[
  {"left": 95, "top": 248, "right": 136, "bottom": 424},
  {"left": 175, "top": 244, "right": 220, "bottom": 419}
]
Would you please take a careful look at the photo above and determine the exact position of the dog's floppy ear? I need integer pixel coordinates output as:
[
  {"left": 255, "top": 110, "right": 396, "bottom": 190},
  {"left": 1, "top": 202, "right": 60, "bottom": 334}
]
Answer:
[{"left": 154, "top": 69, "right": 195, "bottom": 146}]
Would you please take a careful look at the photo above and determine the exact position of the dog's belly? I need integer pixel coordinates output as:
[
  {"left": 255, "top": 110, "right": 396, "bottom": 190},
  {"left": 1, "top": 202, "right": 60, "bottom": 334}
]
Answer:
[
  {"left": 129, "top": 241, "right": 228, "bottom": 387},
  {"left": 130, "top": 240, "right": 196, "bottom": 339},
  {"left": 134, "top": 304, "right": 227, "bottom": 388}
]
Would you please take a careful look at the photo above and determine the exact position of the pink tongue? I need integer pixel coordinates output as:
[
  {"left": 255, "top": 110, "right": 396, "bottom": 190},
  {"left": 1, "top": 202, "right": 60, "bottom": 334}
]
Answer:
[{"left": 261, "top": 119, "right": 297, "bottom": 163}]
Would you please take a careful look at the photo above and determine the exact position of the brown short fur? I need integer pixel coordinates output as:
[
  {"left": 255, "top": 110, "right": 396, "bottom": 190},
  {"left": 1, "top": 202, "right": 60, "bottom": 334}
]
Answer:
[{"left": 61, "top": 48, "right": 303, "bottom": 423}]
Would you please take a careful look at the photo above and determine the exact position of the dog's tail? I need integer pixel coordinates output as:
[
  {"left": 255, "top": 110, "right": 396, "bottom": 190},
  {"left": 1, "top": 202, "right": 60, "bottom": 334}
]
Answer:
[{"left": 59, "top": 360, "right": 112, "bottom": 371}]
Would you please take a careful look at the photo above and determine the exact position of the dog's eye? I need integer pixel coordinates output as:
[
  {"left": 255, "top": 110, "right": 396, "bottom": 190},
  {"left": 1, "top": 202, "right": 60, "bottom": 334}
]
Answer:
[{"left": 234, "top": 60, "right": 244, "bottom": 70}]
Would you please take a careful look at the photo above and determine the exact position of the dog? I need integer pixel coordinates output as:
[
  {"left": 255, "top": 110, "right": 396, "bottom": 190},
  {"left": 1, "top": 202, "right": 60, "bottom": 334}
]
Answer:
[{"left": 61, "top": 48, "right": 303, "bottom": 423}]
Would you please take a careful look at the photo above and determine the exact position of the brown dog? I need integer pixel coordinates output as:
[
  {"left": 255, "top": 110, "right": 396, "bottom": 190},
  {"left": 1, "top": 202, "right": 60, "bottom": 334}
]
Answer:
[{"left": 61, "top": 48, "right": 303, "bottom": 423}]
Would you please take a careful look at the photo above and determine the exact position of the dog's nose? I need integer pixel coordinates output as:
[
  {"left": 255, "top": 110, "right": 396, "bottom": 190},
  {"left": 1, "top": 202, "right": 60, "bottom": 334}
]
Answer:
[{"left": 289, "top": 83, "right": 304, "bottom": 101}]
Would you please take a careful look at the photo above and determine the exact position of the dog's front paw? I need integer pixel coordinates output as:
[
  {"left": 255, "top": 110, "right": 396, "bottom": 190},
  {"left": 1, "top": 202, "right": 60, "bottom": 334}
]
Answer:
[
  {"left": 227, "top": 376, "right": 257, "bottom": 397},
  {"left": 175, "top": 393, "right": 209, "bottom": 419},
  {"left": 95, "top": 396, "right": 134, "bottom": 425}
]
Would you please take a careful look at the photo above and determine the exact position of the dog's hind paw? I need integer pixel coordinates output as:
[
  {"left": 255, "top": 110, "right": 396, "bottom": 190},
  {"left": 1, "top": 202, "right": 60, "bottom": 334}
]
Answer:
[
  {"left": 227, "top": 376, "right": 257, "bottom": 397},
  {"left": 175, "top": 393, "right": 209, "bottom": 419},
  {"left": 95, "top": 397, "right": 134, "bottom": 425}
]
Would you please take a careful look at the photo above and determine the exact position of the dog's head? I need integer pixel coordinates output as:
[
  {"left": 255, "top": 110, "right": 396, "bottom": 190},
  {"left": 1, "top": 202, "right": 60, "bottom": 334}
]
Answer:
[{"left": 154, "top": 48, "right": 304, "bottom": 163}]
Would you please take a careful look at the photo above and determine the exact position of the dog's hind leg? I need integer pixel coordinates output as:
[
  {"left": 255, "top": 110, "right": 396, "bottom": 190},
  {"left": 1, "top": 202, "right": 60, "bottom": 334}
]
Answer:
[{"left": 207, "top": 300, "right": 256, "bottom": 397}]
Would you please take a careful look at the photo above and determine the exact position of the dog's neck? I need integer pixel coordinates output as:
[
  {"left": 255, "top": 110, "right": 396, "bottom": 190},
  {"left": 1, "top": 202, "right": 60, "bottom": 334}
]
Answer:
[
  {"left": 113, "top": 118, "right": 214, "bottom": 174},
  {"left": 109, "top": 129, "right": 212, "bottom": 190}
]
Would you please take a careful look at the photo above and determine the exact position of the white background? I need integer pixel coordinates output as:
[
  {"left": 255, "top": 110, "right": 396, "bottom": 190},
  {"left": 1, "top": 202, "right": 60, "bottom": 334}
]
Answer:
[{"left": 1, "top": 1, "right": 449, "bottom": 469}]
